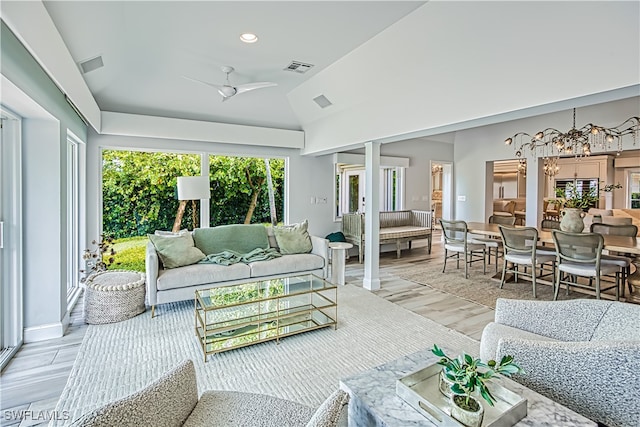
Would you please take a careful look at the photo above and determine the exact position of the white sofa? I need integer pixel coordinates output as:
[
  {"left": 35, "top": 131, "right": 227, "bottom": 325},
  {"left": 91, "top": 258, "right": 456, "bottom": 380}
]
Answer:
[
  {"left": 480, "top": 298, "right": 640, "bottom": 427},
  {"left": 146, "top": 224, "right": 329, "bottom": 315},
  {"left": 583, "top": 208, "right": 633, "bottom": 231}
]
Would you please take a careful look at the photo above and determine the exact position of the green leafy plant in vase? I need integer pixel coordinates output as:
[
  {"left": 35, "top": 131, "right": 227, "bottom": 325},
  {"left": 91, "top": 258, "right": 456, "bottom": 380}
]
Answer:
[
  {"left": 554, "top": 182, "right": 623, "bottom": 210},
  {"left": 432, "top": 344, "right": 523, "bottom": 427},
  {"left": 554, "top": 182, "right": 623, "bottom": 232}
]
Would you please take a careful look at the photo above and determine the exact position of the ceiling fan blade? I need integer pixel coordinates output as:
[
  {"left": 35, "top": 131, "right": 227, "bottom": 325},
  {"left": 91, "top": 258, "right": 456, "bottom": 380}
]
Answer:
[
  {"left": 182, "top": 75, "right": 223, "bottom": 90},
  {"left": 235, "top": 82, "right": 277, "bottom": 95}
]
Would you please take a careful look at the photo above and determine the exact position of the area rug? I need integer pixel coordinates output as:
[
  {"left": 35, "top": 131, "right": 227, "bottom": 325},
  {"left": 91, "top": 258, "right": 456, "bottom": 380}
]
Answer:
[
  {"left": 52, "top": 284, "right": 479, "bottom": 426},
  {"left": 395, "top": 261, "right": 594, "bottom": 309}
]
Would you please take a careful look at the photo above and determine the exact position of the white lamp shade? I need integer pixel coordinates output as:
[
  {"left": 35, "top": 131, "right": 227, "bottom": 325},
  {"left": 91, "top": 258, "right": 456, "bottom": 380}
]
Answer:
[{"left": 177, "top": 176, "right": 210, "bottom": 200}]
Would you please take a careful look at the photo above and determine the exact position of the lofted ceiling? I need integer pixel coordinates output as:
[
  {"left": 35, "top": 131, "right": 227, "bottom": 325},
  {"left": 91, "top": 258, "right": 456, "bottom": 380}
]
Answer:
[{"left": 42, "top": 1, "right": 425, "bottom": 131}]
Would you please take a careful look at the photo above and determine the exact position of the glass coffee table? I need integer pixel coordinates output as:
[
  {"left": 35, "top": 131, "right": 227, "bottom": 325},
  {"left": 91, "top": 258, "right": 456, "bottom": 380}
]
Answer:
[{"left": 195, "top": 274, "right": 337, "bottom": 361}]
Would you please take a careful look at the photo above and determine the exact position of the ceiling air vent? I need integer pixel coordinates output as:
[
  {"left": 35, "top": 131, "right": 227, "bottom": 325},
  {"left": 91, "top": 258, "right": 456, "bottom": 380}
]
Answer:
[
  {"left": 284, "top": 61, "right": 314, "bottom": 74},
  {"left": 313, "top": 95, "right": 333, "bottom": 109},
  {"left": 79, "top": 55, "right": 104, "bottom": 74}
]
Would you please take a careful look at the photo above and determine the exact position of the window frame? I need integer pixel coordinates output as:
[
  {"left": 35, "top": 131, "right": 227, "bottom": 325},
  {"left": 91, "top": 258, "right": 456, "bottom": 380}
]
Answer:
[{"left": 334, "top": 163, "right": 405, "bottom": 220}]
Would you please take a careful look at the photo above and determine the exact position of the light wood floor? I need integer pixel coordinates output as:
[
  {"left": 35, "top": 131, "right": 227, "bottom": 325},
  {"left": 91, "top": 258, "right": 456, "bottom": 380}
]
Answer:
[{"left": 1, "top": 230, "right": 495, "bottom": 427}]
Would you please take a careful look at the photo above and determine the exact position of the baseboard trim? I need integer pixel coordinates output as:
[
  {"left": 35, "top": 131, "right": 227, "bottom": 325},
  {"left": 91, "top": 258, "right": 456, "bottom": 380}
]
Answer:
[{"left": 23, "top": 321, "right": 65, "bottom": 343}]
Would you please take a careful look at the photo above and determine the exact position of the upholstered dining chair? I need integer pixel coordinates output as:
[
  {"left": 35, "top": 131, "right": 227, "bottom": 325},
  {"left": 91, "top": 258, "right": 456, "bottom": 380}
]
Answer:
[
  {"left": 590, "top": 223, "right": 638, "bottom": 296},
  {"left": 552, "top": 230, "right": 621, "bottom": 301},
  {"left": 470, "top": 215, "right": 516, "bottom": 272},
  {"left": 439, "top": 219, "right": 486, "bottom": 279},
  {"left": 498, "top": 226, "right": 556, "bottom": 298}
]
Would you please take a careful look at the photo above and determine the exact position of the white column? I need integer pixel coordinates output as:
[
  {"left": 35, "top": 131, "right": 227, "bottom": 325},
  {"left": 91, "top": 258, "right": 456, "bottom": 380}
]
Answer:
[
  {"left": 363, "top": 141, "right": 381, "bottom": 291},
  {"left": 200, "top": 153, "right": 210, "bottom": 228},
  {"left": 525, "top": 157, "right": 543, "bottom": 227}
]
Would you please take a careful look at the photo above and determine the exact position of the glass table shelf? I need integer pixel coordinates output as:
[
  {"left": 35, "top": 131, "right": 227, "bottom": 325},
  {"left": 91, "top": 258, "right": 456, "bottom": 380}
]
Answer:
[{"left": 195, "top": 274, "right": 337, "bottom": 360}]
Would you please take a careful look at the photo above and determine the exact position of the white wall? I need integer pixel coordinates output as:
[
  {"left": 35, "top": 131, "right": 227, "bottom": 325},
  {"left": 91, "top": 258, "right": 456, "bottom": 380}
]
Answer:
[
  {"left": 22, "top": 119, "right": 64, "bottom": 334},
  {"left": 86, "top": 131, "right": 337, "bottom": 242},
  {"left": 290, "top": 1, "right": 639, "bottom": 155},
  {"left": 453, "top": 97, "right": 640, "bottom": 224}
]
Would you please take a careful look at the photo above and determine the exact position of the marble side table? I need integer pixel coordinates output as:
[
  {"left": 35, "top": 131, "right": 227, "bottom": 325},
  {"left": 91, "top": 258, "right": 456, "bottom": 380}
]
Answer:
[
  {"left": 328, "top": 242, "right": 353, "bottom": 286},
  {"left": 340, "top": 347, "right": 595, "bottom": 427}
]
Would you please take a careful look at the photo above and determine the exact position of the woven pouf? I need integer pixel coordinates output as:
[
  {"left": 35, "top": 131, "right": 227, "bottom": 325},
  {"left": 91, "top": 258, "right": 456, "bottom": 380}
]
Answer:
[{"left": 84, "top": 270, "right": 146, "bottom": 324}]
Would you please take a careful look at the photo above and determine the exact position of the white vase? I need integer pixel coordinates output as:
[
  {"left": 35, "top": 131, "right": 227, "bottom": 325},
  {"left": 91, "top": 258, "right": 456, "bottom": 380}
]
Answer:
[
  {"left": 438, "top": 369, "right": 455, "bottom": 398},
  {"left": 451, "top": 395, "right": 484, "bottom": 427},
  {"left": 560, "top": 208, "right": 585, "bottom": 233}
]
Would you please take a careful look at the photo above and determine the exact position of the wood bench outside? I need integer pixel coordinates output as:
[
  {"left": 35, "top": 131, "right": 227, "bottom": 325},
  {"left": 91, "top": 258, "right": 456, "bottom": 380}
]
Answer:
[{"left": 342, "top": 210, "right": 433, "bottom": 263}]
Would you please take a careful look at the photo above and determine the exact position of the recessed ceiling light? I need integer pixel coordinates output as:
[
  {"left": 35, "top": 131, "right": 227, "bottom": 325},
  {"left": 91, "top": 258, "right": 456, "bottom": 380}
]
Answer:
[{"left": 240, "top": 33, "right": 258, "bottom": 43}]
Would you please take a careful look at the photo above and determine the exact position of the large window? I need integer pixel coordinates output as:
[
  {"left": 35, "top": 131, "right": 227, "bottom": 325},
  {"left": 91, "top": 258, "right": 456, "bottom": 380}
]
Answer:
[
  {"left": 66, "top": 132, "right": 81, "bottom": 299},
  {"left": 555, "top": 178, "right": 600, "bottom": 209},
  {"left": 335, "top": 164, "right": 404, "bottom": 218}
]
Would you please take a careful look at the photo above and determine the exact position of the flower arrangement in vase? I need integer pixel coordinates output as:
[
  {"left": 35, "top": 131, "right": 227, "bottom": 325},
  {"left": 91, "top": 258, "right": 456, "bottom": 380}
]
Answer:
[
  {"left": 432, "top": 344, "right": 523, "bottom": 427},
  {"left": 80, "top": 234, "right": 118, "bottom": 282}
]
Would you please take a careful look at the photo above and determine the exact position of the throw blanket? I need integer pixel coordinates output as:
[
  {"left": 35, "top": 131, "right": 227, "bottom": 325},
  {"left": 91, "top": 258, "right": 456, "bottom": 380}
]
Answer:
[{"left": 199, "top": 247, "right": 282, "bottom": 266}]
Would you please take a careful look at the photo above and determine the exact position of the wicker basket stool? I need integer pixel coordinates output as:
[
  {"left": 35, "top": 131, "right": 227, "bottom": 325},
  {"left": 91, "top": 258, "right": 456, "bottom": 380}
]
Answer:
[{"left": 84, "top": 270, "right": 146, "bottom": 324}]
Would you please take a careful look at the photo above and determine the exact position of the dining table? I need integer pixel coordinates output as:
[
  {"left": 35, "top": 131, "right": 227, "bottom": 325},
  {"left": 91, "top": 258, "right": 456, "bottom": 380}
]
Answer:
[
  {"left": 465, "top": 221, "right": 640, "bottom": 303},
  {"left": 465, "top": 222, "right": 640, "bottom": 256}
]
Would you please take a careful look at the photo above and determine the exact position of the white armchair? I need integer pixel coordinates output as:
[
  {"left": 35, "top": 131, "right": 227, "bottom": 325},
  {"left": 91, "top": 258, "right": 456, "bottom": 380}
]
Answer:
[
  {"left": 69, "top": 360, "right": 349, "bottom": 427},
  {"left": 480, "top": 298, "right": 640, "bottom": 427}
]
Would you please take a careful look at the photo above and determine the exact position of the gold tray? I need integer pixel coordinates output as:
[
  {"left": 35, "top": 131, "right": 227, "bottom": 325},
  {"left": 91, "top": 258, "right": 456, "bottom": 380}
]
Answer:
[{"left": 396, "top": 363, "right": 527, "bottom": 427}]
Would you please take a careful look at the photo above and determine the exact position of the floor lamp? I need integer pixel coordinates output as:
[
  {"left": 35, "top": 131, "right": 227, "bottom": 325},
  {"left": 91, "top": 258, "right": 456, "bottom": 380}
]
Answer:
[{"left": 173, "top": 176, "right": 210, "bottom": 232}]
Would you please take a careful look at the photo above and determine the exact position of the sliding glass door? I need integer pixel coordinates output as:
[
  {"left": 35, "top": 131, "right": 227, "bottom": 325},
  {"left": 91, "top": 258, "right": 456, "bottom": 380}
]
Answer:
[{"left": 0, "top": 107, "right": 23, "bottom": 369}]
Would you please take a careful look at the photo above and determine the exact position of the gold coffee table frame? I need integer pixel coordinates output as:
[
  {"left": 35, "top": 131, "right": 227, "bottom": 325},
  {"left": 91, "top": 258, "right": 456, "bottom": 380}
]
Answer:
[{"left": 195, "top": 274, "right": 337, "bottom": 361}]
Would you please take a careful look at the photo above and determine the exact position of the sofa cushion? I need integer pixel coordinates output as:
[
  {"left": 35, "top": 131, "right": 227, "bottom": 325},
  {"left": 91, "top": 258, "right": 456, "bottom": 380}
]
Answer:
[
  {"left": 248, "top": 254, "right": 325, "bottom": 277},
  {"left": 70, "top": 360, "right": 198, "bottom": 427},
  {"left": 148, "top": 232, "right": 206, "bottom": 269},
  {"left": 479, "top": 322, "right": 558, "bottom": 362},
  {"left": 193, "top": 224, "right": 269, "bottom": 255},
  {"left": 157, "top": 263, "right": 250, "bottom": 291},
  {"left": 591, "top": 302, "right": 640, "bottom": 341},
  {"left": 494, "top": 298, "right": 610, "bottom": 342},
  {"left": 588, "top": 208, "right": 614, "bottom": 217},
  {"left": 306, "top": 389, "right": 350, "bottom": 427},
  {"left": 183, "top": 391, "right": 315, "bottom": 427},
  {"left": 265, "top": 226, "right": 279, "bottom": 249},
  {"left": 273, "top": 220, "right": 313, "bottom": 255}
]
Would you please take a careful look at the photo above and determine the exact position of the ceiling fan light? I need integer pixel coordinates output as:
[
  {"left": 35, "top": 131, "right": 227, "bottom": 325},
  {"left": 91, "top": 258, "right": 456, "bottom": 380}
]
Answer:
[
  {"left": 240, "top": 33, "right": 258, "bottom": 43},
  {"left": 218, "top": 86, "right": 237, "bottom": 98}
]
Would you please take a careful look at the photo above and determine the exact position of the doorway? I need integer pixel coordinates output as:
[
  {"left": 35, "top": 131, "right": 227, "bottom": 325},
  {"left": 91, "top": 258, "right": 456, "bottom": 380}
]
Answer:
[{"left": 431, "top": 161, "right": 453, "bottom": 225}]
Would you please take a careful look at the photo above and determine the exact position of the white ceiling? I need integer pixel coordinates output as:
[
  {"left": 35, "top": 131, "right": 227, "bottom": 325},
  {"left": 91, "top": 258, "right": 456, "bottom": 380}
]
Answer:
[{"left": 43, "top": 1, "right": 425, "bottom": 130}]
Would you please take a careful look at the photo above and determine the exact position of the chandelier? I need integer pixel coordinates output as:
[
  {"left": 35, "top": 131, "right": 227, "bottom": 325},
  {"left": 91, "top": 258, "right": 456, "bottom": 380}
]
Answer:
[
  {"left": 504, "top": 108, "right": 639, "bottom": 158},
  {"left": 432, "top": 164, "right": 443, "bottom": 173},
  {"left": 543, "top": 157, "right": 560, "bottom": 177}
]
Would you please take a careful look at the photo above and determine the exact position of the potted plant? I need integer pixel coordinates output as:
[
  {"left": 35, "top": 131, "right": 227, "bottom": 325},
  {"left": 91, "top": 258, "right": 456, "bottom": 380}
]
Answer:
[
  {"left": 432, "top": 344, "right": 522, "bottom": 427},
  {"left": 554, "top": 182, "right": 622, "bottom": 232}
]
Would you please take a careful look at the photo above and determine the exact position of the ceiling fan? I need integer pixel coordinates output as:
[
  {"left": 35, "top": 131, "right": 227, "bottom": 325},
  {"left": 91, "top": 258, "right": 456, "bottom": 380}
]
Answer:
[{"left": 183, "top": 65, "right": 277, "bottom": 102}]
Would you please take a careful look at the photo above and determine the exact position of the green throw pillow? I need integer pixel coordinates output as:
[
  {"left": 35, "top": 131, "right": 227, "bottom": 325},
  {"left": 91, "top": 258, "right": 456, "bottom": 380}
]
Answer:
[
  {"left": 148, "top": 232, "right": 205, "bottom": 269},
  {"left": 273, "top": 220, "right": 313, "bottom": 255},
  {"left": 325, "top": 231, "right": 346, "bottom": 243}
]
